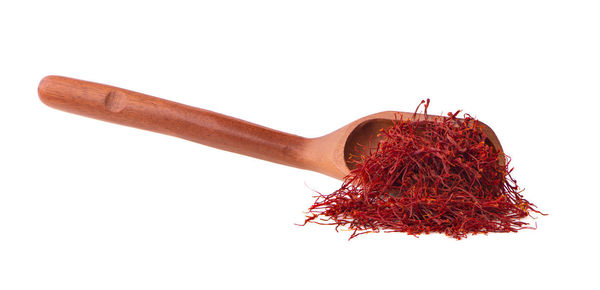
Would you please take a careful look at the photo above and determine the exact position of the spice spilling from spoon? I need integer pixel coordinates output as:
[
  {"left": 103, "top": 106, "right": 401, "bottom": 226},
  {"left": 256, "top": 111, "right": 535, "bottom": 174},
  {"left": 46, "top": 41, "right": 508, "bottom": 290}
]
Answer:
[{"left": 304, "top": 100, "right": 542, "bottom": 239}]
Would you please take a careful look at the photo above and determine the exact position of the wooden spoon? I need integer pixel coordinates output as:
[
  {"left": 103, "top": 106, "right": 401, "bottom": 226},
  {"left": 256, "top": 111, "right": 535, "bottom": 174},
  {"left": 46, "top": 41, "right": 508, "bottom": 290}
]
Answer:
[{"left": 38, "top": 76, "right": 503, "bottom": 180}]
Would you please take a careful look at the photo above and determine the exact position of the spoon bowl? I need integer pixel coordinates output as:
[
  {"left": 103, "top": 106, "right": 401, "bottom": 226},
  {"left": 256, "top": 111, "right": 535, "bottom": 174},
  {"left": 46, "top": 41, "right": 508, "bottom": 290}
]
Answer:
[{"left": 304, "top": 111, "right": 502, "bottom": 179}]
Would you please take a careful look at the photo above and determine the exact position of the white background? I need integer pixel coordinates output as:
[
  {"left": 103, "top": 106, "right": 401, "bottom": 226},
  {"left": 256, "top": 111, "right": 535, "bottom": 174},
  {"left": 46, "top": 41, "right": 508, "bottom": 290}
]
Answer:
[{"left": 1, "top": 1, "right": 599, "bottom": 289}]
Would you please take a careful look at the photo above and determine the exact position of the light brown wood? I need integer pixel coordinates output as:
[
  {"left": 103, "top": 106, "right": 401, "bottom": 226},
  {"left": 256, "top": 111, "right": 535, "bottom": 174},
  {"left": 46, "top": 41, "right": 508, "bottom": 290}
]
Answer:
[{"left": 38, "top": 76, "right": 503, "bottom": 180}]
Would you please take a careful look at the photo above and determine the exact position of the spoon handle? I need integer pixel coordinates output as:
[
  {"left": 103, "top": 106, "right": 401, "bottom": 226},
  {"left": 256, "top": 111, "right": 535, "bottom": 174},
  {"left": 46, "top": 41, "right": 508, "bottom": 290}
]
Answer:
[{"left": 38, "top": 76, "right": 311, "bottom": 169}]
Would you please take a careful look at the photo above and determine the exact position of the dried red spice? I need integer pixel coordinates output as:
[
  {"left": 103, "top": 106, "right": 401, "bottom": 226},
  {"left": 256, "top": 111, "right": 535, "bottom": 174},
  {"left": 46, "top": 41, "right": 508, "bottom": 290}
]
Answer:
[{"left": 304, "top": 100, "right": 542, "bottom": 239}]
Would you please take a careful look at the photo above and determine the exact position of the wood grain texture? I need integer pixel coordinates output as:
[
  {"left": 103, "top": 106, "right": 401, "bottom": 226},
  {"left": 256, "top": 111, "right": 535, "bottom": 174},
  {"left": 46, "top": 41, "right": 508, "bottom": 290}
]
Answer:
[
  {"left": 38, "top": 76, "right": 312, "bottom": 170},
  {"left": 38, "top": 76, "right": 503, "bottom": 180}
]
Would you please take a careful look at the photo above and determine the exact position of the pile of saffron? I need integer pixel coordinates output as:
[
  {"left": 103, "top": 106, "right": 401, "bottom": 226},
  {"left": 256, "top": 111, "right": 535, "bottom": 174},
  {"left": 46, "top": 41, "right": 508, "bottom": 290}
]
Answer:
[{"left": 304, "top": 100, "right": 541, "bottom": 239}]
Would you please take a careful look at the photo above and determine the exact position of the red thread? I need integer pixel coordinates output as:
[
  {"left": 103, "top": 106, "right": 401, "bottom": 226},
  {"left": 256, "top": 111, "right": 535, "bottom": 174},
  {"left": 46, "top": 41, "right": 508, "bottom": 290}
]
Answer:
[{"left": 304, "top": 100, "right": 543, "bottom": 239}]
